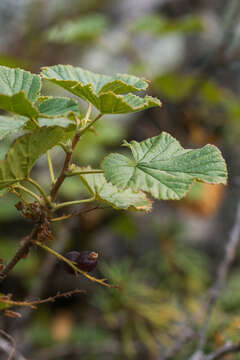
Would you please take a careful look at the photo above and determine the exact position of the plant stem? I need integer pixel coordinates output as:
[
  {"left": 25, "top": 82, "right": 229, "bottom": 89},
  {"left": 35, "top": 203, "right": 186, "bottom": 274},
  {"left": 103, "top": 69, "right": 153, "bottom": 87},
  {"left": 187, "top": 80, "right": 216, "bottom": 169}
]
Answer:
[
  {"left": 54, "top": 196, "right": 95, "bottom": 210},
  {"left": 79, "top": 113, "right": 102, "bottom": 136},
  {"left": 50, "top": 133, "right": 80, "bottom": 201},
  {"left": 14, "top": 184, "right": 41, "bottom": 203},
  {"left": 67, "top": 169, "right": 104, "bottom": 176},
  {"left": 46, "top": 150, "right": 55, "bottom": 185},
  {"left": 27, "top": 177, "right": 52, "bottom": 208},
  {"left": 35, "top": 241, "right": 114, "bottom": 288},
  {"left": 31, "top": 117, "right": 40, "bottom": 128}
]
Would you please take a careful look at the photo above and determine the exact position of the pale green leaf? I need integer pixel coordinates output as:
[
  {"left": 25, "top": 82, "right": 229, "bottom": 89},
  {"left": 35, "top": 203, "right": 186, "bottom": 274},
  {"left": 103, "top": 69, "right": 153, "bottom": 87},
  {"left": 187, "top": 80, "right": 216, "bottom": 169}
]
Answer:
[
  {"left": 78, "top": 167, "right": 152, "bottom": 211},
  {"left": 41, "top": 65, "right": 161, "bottom": 114},
  {"left": 37, "top": 96, "right": 80, "bottom": 116},
  {"left": 47, "top": 14, "right": 108, "bottom": 43},
  {"left": 101, "top": 132, "right": 227, "bottom": 200},
  {"left": 0, "top": 127, "right": 64, "bottom": 190},
  {"left": 0, "top": 115, "right": 26, "bottom": 140}
]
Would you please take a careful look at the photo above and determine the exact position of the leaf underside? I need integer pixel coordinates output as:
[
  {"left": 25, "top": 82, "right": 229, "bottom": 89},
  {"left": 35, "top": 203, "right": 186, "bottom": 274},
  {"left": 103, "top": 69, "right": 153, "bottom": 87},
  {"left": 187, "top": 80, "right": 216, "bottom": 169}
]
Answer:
[
  {"left": 78, "top": 167, "right": 152, "bottom": 211},
  {"left": 101, "top": 132, "right": 228, "bottom": 200}
]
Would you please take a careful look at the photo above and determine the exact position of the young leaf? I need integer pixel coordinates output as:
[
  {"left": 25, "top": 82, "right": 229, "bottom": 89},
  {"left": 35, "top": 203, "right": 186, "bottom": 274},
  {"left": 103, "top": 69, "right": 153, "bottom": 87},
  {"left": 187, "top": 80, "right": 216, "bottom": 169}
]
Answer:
[
  {"left": 0, "top": 127, "right": 64, "bottom": 190},
  {"left": 41, "top": 65, "right": 161, "bottom": 114},
  {"left": 37, "top": 97, "right": 80, "bottom": 116},
  {"left": 78, "top": 168, "right": 152, "bottom": 211},
  {"left": 0, "top": 66, "right": 41, "bottom": 117},
  {"left": 101, "top": 132, "right": 227, "bottom": 200},
  {"left": 0, "top": 116, "right": 26, "bottom": 140}
]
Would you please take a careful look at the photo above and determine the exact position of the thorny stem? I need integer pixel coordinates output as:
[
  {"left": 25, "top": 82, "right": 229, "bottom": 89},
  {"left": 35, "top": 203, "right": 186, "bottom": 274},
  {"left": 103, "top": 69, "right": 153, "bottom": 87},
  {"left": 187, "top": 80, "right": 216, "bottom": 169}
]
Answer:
[
  {"left": 46, "top": 150, "right": 55, "bottom": 185},
  {"left": 54, "top": 196, "right": 96, "bottom": 210},
  {"left": 35, "top": 241, "right": 116, "bottom": 288}
]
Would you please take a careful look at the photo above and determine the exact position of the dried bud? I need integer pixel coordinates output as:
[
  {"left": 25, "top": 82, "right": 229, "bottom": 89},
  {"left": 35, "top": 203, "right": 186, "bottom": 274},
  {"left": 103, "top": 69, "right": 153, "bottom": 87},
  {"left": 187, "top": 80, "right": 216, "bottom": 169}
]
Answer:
[{"left": 63, "top": 251, "right": 98, "bottom": 274}]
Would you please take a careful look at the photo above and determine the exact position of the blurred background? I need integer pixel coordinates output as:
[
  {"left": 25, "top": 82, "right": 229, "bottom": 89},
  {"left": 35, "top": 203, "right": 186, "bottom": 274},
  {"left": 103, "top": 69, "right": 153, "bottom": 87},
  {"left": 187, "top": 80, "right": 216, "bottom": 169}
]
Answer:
[{"left": 0, "top": 0, "right": 240, "bottom": 359}]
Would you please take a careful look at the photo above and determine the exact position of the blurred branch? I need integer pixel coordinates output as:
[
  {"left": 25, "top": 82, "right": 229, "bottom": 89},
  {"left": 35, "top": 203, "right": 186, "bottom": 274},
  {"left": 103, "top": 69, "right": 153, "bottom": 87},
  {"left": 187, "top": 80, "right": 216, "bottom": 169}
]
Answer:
[
  {"left": 189, "top": 201, "right": 240, "bottom": 359},
  {"left": 206, "top": 341, "right": 240, "bottom": 360}
]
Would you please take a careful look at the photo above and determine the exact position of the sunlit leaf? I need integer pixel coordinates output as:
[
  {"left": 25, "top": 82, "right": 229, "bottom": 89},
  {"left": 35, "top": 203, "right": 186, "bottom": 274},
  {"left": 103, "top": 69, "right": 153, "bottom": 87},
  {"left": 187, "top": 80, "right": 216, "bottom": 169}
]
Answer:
[{"left": 102, "top": 132, "right": 227, "bottom": 200}]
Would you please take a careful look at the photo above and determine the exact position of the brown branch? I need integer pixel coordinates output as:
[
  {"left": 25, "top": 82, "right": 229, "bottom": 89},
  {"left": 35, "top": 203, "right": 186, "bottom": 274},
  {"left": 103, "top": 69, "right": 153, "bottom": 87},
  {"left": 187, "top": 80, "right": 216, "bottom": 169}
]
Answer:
[
  {"left": 50, "top": 133, "right": 80, "bottom": 201},
  {"left": 0, "top": 225, "right": 39, "bottom": 283},
  {"left": 160, "top": 327, "right": 196, "bottom": 360},
  {"left": 189, "top": 201, "right": 240, "bottom": 360}
]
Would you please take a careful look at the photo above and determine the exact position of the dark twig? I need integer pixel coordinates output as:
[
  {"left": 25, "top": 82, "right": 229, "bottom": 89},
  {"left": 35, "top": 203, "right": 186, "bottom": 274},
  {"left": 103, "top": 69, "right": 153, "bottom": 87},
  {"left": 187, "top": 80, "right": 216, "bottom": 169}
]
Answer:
[{"left": 189, "top": 201, "right": 240, "bottom": 359}]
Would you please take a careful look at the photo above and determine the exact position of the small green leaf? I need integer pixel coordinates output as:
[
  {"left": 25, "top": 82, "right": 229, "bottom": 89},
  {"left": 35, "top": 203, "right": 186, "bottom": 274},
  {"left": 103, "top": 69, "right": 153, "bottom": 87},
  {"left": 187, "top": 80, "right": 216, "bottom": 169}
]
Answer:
[
  {"left": 47, "top": 14, "right": 109, "bottom": 43},
  {"left": 101, "top": 132, "right": 227, "bottom": 200},
  {"left": 78, "top": 167, "right": 152, "bottom": 211},
  {"left": 41, "top": 65, "right": 161, "bottom": 114},
  {"left": 37, "top": 96, "right": 80, "bottom": 116},
  {"left": 0, "top": 127, "right": 64, "bottom": 190},
  {"left": 0, "top": 66, "right": 41, "bottom": 117},
  {"left": 0, "top": 115, "right": 26, "bottom": 140}
]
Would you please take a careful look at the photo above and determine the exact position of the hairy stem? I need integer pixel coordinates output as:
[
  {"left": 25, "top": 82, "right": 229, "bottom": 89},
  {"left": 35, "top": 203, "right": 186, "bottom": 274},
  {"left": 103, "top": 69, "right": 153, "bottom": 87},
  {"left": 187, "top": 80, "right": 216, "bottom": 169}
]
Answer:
[
  {"left": 47, "top": 150, "right": 55, "bottom": 185},
  {"left": 54, "top": 196, "right": 96, "bottom": 210},
  {"left": 27, "top": 177, "right": 52, "bottom": 208}
]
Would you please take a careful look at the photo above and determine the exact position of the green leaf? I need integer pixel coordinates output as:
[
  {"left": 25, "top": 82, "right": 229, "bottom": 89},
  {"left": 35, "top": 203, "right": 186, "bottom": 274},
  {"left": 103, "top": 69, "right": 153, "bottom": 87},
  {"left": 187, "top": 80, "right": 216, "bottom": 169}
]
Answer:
[
  {"left": 0, "top": 127, "right": 64, "bottom": 190},
  {"left": 0, "top": 91, "right": 39, "bottom": 118},
  {"left": 0, "top": 115, "right": 26, "bottom": 140},
  {"left": 131, "top": 14, "right": 203, "bottom": 35},
  {"left": 0, "top": 66, "right": 41, "bottom": 117},
  {"left": 37, "top": 96, "right": 80, "bottom": 116},
  {"left": 47, "top": 14, "right": 109, "bottom": 43},
  {"left": 41, "top": 65, "right": 161, "bottom": 114},
  {"left": 101, "top": 132, "right": 227, "bottom": 200},
  {"left": 78, "top": 167, "right": 152, "bottom": 211}
]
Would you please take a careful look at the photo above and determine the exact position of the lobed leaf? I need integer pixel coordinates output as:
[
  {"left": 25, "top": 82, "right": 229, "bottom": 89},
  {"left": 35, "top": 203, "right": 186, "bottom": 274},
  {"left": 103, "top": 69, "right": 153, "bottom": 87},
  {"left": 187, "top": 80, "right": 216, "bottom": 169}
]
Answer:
[
  {"left": 0, "top": 127, "right": 64, "bottom": 190},
  {"left": 41, "top": 65, "right": 161, "bottom": 114},
  {"left": 78, "top": 167, "right": 152, "bottom": 211},
  {"left": 101, "top": 132, "right": 227, "bottom": 200}
]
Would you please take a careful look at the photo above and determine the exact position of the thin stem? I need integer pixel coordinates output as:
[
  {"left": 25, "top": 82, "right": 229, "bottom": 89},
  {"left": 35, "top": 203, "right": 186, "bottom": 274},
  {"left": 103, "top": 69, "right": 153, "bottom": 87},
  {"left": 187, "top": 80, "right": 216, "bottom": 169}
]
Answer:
[
  {"left": 27, "top": 177, "right": 52, "bottom": 208},
  {"left": 14, "top": 184, "right": 41, "bottom": 203},
  {"left": 35, "top": 241, "right": 115, "bottom": 288},
  {"left": 54, "top": 196, "right": 95, "bottom": 210},
  {"left": 46, "top": 150, "right": 55, "bottom": 185},
  {"left": 31, "top": 117, "right": 40, "bottom": 128},
  {"left": 67, "top": 169, "right": 104, "bottom": 177},
  {"left": 79, "top": 113, "right": 103, "bottom": 136},
  {"left": 82, "top": 103, "right": 92, "bottom": 127}
]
